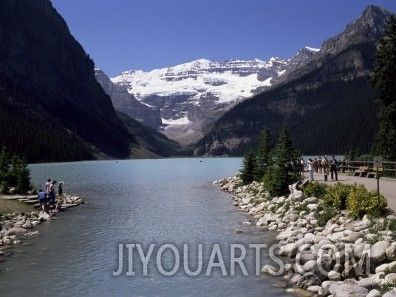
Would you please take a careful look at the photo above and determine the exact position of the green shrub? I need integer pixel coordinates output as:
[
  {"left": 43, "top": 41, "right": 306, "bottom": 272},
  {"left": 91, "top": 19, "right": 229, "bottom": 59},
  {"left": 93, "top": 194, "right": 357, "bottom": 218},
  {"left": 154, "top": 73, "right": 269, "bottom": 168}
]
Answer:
[
  {"left": 366, "top": 232, "right": 382, "bottom": 245},
  {"left": 314, "top": 205, "right": 340, "bottom": 227},
  {"left": 388, "top": 219, "right": 396, "bottom": 232},
  {"left": 295, "top": 202, "right": 309, "bottom": 214},
  {"left": 323, "top": 183, "right": 354, "bottom": 210},
  {"left": 302, "top": 181, "right": 328, "bottom": 199},
  {"left": 346, "top": 184, "right": 388, "bottom": 219},
  {"left": 376, "top": 280, "right": 396, "bottom": 295}
]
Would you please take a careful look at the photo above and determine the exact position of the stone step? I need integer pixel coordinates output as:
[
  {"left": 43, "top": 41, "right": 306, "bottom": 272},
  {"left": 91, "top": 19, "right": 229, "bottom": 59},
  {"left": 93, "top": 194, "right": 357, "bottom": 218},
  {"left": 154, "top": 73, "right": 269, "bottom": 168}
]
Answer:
[{"left": 18, "top": 199, "right": 39, "bottom": 204}]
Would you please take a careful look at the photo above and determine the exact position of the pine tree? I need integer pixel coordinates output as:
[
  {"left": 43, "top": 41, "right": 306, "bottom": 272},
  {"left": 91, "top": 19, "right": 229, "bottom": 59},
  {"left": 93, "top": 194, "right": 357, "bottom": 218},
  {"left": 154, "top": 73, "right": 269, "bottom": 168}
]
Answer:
[
  {"left": 240, "top": 151, "right": 256, "bottom": 185},
  {"left": 254, "top": 127, "right": 272, "bottom": 180},
  {"left": 0, "top": 146, "right": 10, "bottom": 193},
  {"left": 12, "top": 156, "right": 31, "bottom": 194},
  {"left": 371, "top": 15, "right": 396, "bottom": 160},
  {"left": 0, "top": 148, "right": 31, "bottom": 194},
  {"left": 264, "top": 125, "right": 298, "bottom": 196}
]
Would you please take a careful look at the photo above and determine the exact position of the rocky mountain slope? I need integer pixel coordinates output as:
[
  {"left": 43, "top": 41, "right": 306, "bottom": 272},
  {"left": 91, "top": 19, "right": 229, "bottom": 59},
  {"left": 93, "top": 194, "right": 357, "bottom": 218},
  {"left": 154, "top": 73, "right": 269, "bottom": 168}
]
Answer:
[
  {"left": 193, "top": 5, "right": 392, "bottom": 156},
  {"left": 0, "top": 0, "right": 177, "bottom": 162},
  {"left": 95, "top": 69, "right": 162, "bottom": 129},
  {"left": 109, "top": 48, "right": 318, "bottom": 146}
]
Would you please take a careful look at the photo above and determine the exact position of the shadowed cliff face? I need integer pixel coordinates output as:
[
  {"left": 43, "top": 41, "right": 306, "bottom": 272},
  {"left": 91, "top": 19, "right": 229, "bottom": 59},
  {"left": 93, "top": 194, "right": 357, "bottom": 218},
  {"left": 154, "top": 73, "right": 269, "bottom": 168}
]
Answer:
[
  {"left": 0, "top": 0, "right": 134, "bottom": 158},
  {"left": 95, "top": 69, "right": 162, "bottom": 129}
]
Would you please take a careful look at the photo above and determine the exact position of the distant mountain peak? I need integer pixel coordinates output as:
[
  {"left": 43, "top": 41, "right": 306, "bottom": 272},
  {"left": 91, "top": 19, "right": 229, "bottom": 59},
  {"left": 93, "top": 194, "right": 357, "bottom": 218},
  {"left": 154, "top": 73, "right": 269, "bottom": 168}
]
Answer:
[
  {"left": 349, "top": 4, "right": 391, "bottom": 33},
  {"left": 362, "top": 4, "right": 390, "bottom": 18},
  {"left": 321, "top": 5, "right": 392, "bottom": 56},
  {"left": 108, "top": 48, "right": 317, "bottom": 146}
]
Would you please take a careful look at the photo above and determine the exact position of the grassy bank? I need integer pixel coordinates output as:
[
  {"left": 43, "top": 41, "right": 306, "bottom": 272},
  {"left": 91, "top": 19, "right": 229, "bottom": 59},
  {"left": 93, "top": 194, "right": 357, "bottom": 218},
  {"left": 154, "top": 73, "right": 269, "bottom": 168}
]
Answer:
[{"left": 0, "top": 197, "right": 36, "bottom": 216}]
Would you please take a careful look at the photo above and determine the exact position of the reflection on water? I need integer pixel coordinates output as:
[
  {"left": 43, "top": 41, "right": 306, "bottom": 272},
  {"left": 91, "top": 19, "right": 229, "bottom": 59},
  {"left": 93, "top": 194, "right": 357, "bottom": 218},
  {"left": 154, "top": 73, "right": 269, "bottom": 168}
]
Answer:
[{"left": 0, "top": 158, "right": 292, "bottom": 297}]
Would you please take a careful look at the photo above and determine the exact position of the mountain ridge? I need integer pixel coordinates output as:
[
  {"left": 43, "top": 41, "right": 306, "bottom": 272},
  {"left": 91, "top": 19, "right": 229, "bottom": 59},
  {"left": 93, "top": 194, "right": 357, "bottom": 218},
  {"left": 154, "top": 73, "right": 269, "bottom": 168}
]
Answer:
[
  {"left": 1, "top": 1, "right": 391, "bottom": 161},
  {"left": 107, "top": 47, "right": 319, "bottom": 146},
  {"left": 0, "top": 0, "right": 179, "bottom": 162},
  {"left": 192, "top": 5, "right": 393, "bottom": 156}
]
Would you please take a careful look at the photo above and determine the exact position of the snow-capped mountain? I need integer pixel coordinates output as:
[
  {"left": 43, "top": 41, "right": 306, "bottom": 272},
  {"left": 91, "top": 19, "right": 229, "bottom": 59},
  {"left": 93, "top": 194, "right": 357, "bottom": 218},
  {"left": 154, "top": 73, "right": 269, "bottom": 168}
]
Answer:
[{"left": 109, "top": 47, "right": 319, "bottom": 145}]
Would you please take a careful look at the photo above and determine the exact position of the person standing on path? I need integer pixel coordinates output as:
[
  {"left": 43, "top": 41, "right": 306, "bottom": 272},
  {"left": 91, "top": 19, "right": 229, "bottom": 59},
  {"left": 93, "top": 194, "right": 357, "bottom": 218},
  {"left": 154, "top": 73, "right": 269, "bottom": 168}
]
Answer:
[
  {"left": 314, "top": 158, "right": 318, "bottom": 173},
  {"left": 307, "top": 158, "right": 314, "bottom": 181},
  {"left": 330, "top": 155, "right": 338, "bottom": 181},
  {"left": 318, "top": 156, "right": 322, "bottom": 174},
  {"left": 322, "top": 155, "right": 329, "bottom": 182}
]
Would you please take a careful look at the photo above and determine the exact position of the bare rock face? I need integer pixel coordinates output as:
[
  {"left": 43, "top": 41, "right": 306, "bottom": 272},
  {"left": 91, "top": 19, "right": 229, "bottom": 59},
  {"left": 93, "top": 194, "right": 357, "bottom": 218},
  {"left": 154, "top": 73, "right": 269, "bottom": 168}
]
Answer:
[
  {"left": 321, "top": 5, "right": 390, "bottom": 56},
  {"left": 95, "top": 69, "right": 162, "bottom": 129}
]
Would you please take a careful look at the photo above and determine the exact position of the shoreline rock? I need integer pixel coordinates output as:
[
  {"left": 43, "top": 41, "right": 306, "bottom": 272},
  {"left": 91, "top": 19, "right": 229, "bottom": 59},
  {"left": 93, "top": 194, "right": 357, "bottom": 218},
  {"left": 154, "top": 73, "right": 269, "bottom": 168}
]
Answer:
[
  {"left": 214, "top": 174, "right": 396, "bottom": 296},
  {"left": 0, "top": 194, "right": 85, "bottom": 263}
]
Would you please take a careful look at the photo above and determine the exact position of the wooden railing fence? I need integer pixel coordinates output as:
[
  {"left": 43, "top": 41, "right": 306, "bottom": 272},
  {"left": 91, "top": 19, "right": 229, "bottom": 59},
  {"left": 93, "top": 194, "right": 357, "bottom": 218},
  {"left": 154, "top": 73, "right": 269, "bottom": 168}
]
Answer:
[{"left": 337, "top": 160, "right": 396, "bottom": 177}]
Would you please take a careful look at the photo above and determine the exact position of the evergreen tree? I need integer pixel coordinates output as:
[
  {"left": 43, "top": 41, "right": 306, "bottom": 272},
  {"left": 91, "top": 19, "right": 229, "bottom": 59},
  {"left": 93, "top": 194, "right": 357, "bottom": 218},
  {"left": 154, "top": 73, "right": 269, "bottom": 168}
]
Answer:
[
  {"left": 264, "top": 125, "right": 298, "bottom": 197},
  {"left": 0, "top": 147, "right": 31, "bottom": 194},
  {"left": 240, "top": 151, "right": 256, "bottom": 185},
  {"left": 371, "top": 15, "right": 396, "bottom": 160},
  {"left": 254, "top": 127, "right": 272, "bottom": 180},
  {"left": 262, "top": 150, "right": 275, "bottom": 189},
  {"left": 12, "top": 156, "right": 31, "bottom": 194},
  {"left": 0, "top": 146, "right": 10, "bottom": 193}
]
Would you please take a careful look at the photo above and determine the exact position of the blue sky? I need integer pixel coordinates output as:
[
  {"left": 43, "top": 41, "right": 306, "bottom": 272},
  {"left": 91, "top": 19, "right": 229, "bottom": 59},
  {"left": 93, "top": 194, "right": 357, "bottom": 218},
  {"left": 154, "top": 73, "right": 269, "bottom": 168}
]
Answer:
[{"left": 50, "top": 0, "right": 396, "bottom": 77}]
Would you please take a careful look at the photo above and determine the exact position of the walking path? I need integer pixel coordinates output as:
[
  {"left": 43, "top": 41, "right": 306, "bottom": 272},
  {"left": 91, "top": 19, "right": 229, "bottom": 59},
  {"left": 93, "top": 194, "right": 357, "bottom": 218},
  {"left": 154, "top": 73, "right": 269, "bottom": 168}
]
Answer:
[{"left": 305, "top": 171, "right": 396, "bottom": 213}]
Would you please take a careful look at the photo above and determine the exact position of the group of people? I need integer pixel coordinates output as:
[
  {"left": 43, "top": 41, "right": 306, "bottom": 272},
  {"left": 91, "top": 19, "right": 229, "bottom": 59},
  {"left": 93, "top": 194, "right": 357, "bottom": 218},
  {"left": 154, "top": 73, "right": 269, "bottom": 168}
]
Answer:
[
  {"left": 306, "top": 155, "right": 338, "bottom": 182},
  {"left": 37, "top": 178, "right": 64, "bottom": 213}
]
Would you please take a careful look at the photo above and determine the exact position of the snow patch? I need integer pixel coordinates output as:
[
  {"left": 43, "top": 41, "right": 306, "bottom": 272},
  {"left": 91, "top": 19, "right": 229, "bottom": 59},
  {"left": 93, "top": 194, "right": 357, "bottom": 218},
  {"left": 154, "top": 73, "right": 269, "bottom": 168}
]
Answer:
[
  {"left": 162, "top": 116, "right": 191, "bottom": 125},
  {"left": 305, "top": 46, "right": 320, "bottom": 52}
]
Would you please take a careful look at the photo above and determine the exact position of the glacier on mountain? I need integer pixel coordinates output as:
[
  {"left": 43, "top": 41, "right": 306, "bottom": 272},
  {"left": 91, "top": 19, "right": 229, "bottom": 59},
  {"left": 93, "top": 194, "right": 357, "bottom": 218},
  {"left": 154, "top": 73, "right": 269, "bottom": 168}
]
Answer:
[
  {"left": 112, "top": 58, "right": 284, "bottom": 104},
  {"left": 108, "top": 47, "right": 319, "bottom": 145}
]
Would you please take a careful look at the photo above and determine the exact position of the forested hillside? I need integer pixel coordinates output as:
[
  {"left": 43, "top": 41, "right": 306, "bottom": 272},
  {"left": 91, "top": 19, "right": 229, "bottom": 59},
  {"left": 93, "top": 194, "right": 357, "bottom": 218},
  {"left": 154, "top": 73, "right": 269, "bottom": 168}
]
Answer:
[
  {"left": 0, "top": 71, "right": 95, "bottom": 162},
  {"left": 0, "top": 0, "right": 135, "bottom": 162},
  {"left": 194, "top": 76, "right": 378, "bottom": 156},
  {"left": 193, "top": 7, "right": 388, "bottom": 157},
  {"left": 0, "top": 0, "right": 182, "bottom": 162}
]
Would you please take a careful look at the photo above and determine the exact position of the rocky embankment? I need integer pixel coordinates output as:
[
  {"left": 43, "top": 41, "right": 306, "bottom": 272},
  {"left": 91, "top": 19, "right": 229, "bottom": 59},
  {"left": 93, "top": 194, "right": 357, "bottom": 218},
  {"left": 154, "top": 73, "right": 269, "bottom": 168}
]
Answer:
[
  {"left": 0, "top": 194, "right": 85, "bottom": 261},
  {"left": 214, "top": 174, "right": 396, "bottom": 297}
]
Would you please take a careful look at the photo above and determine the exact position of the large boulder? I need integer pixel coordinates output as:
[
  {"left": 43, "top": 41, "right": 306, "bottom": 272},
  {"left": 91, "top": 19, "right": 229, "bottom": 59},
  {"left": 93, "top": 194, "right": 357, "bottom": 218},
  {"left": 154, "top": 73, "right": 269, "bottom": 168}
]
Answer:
[
  {"left": 279, "top": 242, "right": 298, "bottom": 257},
  {"left": 6, "top": 227, "right": 27, "bottom": 235},
  {"left": 386, "top": 243, "right": 396, "bottom": 261},
  {"left": 369, "top": 241, "right": 391, "bottom": 265},
  {"left": 329, "top": 283, "right": 368, "bottom": 297}
]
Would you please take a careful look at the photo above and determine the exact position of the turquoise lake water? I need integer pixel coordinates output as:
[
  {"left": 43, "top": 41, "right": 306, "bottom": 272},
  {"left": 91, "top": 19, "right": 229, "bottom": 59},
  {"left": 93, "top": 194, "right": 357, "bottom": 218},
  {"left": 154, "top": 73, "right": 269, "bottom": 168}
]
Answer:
[{"left": 0, "top": 158, "right": 292, "bottom": 297}]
